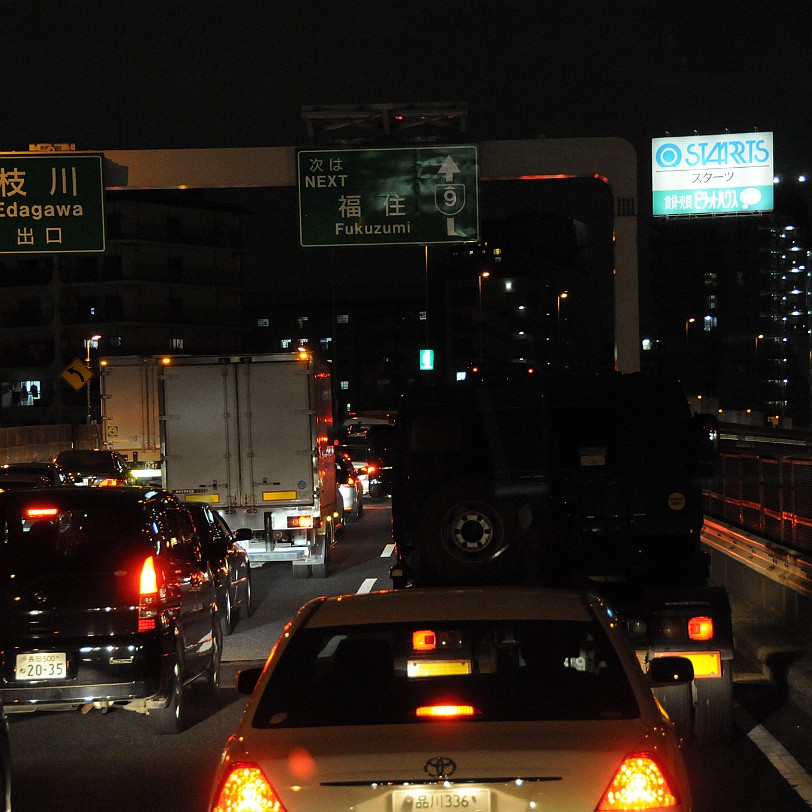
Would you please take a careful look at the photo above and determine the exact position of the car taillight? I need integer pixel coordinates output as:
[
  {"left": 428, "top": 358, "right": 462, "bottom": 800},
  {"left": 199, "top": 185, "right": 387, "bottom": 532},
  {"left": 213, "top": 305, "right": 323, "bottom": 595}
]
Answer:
[
  {"left": 415, "top": 704, "right": 477, "bottom": 718},
  {"left": 688, "top": 615, "right": 714, "bottom": 641},
  {"left": 138, "top": 556, "right": 162, "bottom": 632},
  {"left": 25, "top": 507, "right": 59, "bottom": 519},
  {"left": 597, "top": 754, "right": 678, "bottom": 810},
  {"left": 97, "top": 478, "right": 121, "bottom": 487},
  {"left": 212, "top": 765, "right": 286, "bottom": 812},
  {"left": 366, "top": 464, "right": 378, "bottom": 476}
]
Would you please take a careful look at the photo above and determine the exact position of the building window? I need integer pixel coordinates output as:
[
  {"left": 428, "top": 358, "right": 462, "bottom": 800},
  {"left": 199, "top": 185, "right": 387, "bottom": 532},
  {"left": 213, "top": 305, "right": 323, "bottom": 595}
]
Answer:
[
  {"left": 257, "top": 318, "right": 270, "bottom": 328},
  {"left": 280, "top": 338, "right": 292, "bottom": 349},
  {"left": 297, "top": 316, "right": 309, "bottom": 329},
  {"left": 337, "top": 314, "right": 349, "bottom": 324},
  {"left": 170, "top": 338, "right": 184, "bottom": 351},
  {"left": 340, "top": 380, "right": 349, "bottom": 391},
  {"left": 419, "top": 310, "right": 427, "bottom": 321},
  {"left": 110, "top": 336, "right": 123, "bottom": 348}
]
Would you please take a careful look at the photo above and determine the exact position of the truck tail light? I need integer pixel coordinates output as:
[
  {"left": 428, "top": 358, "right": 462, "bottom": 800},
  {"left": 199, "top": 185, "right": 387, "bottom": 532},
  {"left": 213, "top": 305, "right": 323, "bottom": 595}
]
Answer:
[
  {"left": 597, "top": 754, "right": 678, "bottom": 810},
  {"left": 138, "top": 556, "right": 163, "bottom": 632},
  {"left": 688, "top": 616, "right": 714, "bottom": 641},
  {"left": 212, "top": 764, "right": 286, "bottom": 812},
  {"left": 287, "top": 516, "right": 313, "bottom": 529}
]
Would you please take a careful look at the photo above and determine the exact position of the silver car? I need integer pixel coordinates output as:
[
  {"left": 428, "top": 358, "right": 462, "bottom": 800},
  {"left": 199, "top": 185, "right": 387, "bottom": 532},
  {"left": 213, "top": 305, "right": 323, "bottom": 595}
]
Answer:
[{"left": 209, "top": 587, "right": 693, "bottom": 812}]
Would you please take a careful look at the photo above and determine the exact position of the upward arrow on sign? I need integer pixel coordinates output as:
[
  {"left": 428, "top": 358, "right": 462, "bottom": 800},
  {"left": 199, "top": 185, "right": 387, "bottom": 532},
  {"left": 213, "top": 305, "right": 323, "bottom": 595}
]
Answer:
[{"left": 439, "top": 155, "right": 461, "bottom": 181}]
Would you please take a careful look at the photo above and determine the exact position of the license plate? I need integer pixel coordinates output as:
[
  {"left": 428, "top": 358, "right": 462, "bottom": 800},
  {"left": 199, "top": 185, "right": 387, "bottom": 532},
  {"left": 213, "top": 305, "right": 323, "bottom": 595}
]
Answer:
[
  {"left": 16, "top": 652, "right": 67, "bottom": 680},
  {"left": 393, "top": 788, "right": 491, "bottom": 811}
]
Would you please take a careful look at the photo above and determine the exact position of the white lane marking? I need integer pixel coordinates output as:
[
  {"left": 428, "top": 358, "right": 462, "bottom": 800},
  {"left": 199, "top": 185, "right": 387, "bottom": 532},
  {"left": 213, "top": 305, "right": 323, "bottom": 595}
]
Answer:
[
  {"left": 737, "top": 702, "right": 812, "bottom": 806},
  {"left": 381, "top": 543, "right": 395, "bottom": 558},
  {"left": 357, "top": 578, "right": 377, "bottom": 594}
]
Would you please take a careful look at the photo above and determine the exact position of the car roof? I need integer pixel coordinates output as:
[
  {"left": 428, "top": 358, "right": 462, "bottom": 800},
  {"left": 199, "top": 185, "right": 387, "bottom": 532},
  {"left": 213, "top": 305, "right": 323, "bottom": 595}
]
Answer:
[
  {"left": 303, "top": 587, "right": 596, "bottom": 628},
  {"left": 0, "top": 485, "right": 172, "bottom": 507}
]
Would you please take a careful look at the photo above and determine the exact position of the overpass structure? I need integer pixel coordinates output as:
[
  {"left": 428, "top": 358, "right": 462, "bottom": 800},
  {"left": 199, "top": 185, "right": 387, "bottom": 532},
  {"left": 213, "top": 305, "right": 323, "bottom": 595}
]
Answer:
[{"left": 99, "top": 137, "right": 640, "bottom": 372}]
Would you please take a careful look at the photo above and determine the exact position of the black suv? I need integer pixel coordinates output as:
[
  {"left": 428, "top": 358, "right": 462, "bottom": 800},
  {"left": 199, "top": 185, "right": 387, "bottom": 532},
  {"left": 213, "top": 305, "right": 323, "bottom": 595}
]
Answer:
[
  {"left": 54, "top": 449, "right": 131, "bottom": 486},
  {"left": 0, "top": 486, "right": 221, "bottom": 734}
]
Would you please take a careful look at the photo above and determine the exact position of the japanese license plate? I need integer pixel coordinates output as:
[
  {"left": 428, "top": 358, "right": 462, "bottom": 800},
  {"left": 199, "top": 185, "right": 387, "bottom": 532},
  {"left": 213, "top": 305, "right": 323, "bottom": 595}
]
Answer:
[
  {"left": 16, "top": 652, "right": 67, "bottom": 680},
  {"left": 393, "top": 788, "right": 491, "bottom": 811}
]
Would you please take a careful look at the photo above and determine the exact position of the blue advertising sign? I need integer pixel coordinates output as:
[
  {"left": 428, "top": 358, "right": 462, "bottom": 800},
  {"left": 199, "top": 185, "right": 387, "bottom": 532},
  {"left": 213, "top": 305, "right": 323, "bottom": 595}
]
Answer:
[{"left": 651, "top": 132, "right": 773, "bottom": 216}]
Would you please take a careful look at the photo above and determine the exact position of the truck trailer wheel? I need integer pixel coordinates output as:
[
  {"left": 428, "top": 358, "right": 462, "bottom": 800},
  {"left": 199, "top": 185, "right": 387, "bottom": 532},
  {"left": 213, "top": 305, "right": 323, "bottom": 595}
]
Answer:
[
  {"left": 420, "top": 482, "right": 524, "bottom": 583},
  {"left": 694, "top": 663, "right": 733, "bottom": 746},
  {"left": 310, "top": 526, "right": 333, "bottom": 579}
]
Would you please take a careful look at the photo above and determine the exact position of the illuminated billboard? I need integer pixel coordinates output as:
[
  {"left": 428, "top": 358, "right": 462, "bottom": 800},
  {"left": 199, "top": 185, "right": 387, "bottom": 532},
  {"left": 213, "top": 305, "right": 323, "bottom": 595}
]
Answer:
[{"left": 651, "top": 132, "right": 773, "bottom": 216}]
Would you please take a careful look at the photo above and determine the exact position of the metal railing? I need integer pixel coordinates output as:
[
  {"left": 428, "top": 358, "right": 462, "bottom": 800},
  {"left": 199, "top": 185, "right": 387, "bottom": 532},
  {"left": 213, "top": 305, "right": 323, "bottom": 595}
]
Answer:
[{"left": 703, "top": 450, "right": 812, "bottom": 556}]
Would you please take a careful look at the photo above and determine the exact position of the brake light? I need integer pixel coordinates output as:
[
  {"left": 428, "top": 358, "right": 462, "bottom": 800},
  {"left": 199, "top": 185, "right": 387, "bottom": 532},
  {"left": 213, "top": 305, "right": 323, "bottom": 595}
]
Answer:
[
  {"left": 97, "top": 478, "right": 121, "bottom": 487},
  {"left": 597, "top": 754, "right": 678, "bottom": 810},
  {"left": 138, "top": 556, "right": 162, "bottom": 632},
  {"left": 212, "top": 765, "right": 286, "bottom": 812},
  {"left": 416, "top": 704, "right": 476, "bottom": 718},
  {"left": 688, "top": 616, "right": 714, "bottom": 641},
  {"left": 366, "top": 464, "right": 378, "bottom": 476},
  {"left": 287, "top": 515, "right": 314, "bottom": 529},
  {"left": 26, "top": 507, "right": 59, "bottom": 519}
]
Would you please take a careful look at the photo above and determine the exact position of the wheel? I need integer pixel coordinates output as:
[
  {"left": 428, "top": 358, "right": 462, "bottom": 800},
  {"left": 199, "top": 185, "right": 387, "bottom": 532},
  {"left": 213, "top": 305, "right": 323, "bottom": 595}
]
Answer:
[
  {"left": 202, "top": 620, "right": 222, "bottom": 697},
  {"left": 653, "top": 682, "right": 693, "bottom": 745},
  {"left": 242, "top": 568, "right": 254, "bottom": 617},
  {"left": 311, "top": 525, "right": 332, "bottom": 579},
  {"left": 420, "top": 481, "right": 526, "bottom": 583},
  {"left": 219, "top": 589, "right": 233, "bottom": 636},
  {"left": 151, "top": 642, "right": 187, "bottom": 735},
  {"left": 694, "top": 662, "right": 733, "bottom": 746}
]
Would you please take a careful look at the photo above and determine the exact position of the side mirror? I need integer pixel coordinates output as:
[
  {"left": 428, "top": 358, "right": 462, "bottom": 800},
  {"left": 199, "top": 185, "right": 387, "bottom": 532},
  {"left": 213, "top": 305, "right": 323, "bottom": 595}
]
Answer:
[
  {"left": 236, "top": 666, "right": 263, "bottom": 695},
  {"left": 647, "top": 655, "right": 694, "bottom": 687}
]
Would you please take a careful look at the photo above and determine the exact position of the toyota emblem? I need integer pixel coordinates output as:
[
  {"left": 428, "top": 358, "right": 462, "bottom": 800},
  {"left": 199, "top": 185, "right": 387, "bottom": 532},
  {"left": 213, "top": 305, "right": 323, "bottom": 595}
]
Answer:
[{"left": 424, "top": 756, "right": 457, "bottom": 780}]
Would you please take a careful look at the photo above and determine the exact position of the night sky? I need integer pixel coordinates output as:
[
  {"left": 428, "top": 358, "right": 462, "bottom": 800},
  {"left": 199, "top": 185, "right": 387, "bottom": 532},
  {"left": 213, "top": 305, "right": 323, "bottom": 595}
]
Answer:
[
  {"left": 4, "top": 2, "right": 810, "bottom": 301},
  {"left": 4, "top": 2, "right": 809, "bottom": 170}
]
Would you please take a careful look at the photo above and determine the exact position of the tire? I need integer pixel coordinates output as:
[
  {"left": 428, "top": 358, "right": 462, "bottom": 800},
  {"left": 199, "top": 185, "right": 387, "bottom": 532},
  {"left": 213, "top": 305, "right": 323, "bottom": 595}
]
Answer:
[
  {"left": 202, "top": 620, "right": 222, "bottom": 697},
  {"left": 243, "top": 569, "right": 254, "bottom": 617},
  {"left": 219, "top": 589, "right": 233, "bottom": 637},
  {"left": 694, "top": 662, "right": 733, "bottom": 746},
  {"left": 653, "top": 683, "right": 693, "bottom": 745},
  {"left": 420, "top": 481, "right": 525, "bottom": 584},
  {"left": 354, "top": 494, "right": 364, "bottom": 519},
  {"left": 311, "top": 525, "right": 332, "bottom": 579},
  {"left": 151, "top": 642, "right": 187, "bottom": 735}
]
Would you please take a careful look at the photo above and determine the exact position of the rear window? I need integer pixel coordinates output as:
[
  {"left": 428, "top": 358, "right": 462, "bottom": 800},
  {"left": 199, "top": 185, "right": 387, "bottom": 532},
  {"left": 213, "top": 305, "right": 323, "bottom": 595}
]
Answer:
[
  {"left": 0, "top": 497, "right": 154, "bottom": 561},
  {"left": 253, "top": 618, "right": 639, "bottom": 728},
  {"left": 55, "top": 451, "right": 125, "bottom": 476}
]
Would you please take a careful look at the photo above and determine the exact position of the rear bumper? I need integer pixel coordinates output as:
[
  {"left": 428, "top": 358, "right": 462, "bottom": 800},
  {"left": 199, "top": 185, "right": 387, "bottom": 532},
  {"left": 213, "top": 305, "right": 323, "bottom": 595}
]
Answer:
[{"left": 0, "top": 638, "right": 164, "bottom": 712}]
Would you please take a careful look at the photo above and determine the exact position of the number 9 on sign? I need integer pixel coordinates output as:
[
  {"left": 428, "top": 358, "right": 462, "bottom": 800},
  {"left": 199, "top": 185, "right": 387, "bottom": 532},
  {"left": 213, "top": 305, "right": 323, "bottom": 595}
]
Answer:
[{"left": 435, "top": 183, "right": 466, "bottom": 216}]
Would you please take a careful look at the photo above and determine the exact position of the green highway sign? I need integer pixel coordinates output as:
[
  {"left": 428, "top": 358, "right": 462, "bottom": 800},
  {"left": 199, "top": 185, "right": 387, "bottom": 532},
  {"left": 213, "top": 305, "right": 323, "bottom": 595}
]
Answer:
[
  {"left": 297, "top": 145, "right": 479, "bottom": 247},
  {"left": 0, "top": 152, "right": 106, "bottom": 254}
]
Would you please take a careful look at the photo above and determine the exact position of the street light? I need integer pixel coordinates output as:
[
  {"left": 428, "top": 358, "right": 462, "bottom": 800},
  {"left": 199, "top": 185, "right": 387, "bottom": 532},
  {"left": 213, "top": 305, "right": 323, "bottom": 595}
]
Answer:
[
  {"left": 556, "top": 291, "right": 568, "bottom": 366},
  {"left": 477, "top": 271, "right": 490, "bottom": 363},
  {"left": 85, "top": 334, "right": 101, "bottom": 425},
  {"left": 557, "top": 291, "right": 568, "bottom": 330}
]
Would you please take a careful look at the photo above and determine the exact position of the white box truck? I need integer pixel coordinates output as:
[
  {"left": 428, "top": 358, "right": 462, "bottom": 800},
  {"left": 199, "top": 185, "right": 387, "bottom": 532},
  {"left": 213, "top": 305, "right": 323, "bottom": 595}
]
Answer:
[{"left": 100, "top": 351, "right": 340, "bottom": 578}]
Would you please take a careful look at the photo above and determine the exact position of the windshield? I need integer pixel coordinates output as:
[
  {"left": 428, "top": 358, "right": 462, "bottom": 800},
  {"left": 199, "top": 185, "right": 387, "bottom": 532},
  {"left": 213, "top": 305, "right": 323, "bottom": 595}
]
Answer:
[{"left": 253, "top": 618, "right": 638, "bottom": 728}]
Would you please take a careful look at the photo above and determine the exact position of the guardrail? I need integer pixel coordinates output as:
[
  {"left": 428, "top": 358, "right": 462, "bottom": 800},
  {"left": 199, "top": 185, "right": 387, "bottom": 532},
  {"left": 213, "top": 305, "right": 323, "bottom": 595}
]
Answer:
[
  {"left": 702, "top": 518, "right": 812, "bottom": 599},
  {"left": 703, "top": 451, "right": 812, "bottom": 556}
]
